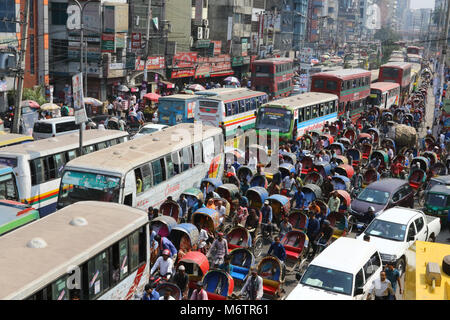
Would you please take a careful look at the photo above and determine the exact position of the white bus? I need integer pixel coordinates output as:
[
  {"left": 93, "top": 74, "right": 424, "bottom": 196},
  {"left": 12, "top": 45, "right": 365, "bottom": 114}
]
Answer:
[
  {"left": 368, "top": 82, "right": 400, "bottom": 109},
  {"left": 0, "top": 130, "right": 129, "bottom": 217},
  {"left": 57, "top": 123, "right": 224, "bottom": 211},
  {"left": 0, "top": 201, "right": 149, "bottom": 300},
  {"left": 195, "top": 88, "right": 268, "bottom": 140}
]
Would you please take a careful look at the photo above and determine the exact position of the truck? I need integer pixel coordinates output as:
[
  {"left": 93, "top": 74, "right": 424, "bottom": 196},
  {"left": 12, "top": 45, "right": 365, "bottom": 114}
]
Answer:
[{"left": 357, "top": 206, "right": 441, "bottom": 276}]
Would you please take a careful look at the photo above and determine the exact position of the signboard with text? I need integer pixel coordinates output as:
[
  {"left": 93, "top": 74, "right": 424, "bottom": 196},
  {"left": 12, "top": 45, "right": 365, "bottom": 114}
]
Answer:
[
  {"left": 72, "top": 73, "right": 87, "bottom": 124},
  {"left": 135, "top": 56, "right": 165, "bottom": 71},
  {"left": 173, "top": 52, "right": 198, "bottom": 69}
]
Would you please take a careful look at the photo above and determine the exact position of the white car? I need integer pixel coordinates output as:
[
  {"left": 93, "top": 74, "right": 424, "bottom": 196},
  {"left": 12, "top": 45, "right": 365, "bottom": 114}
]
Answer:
[
  {"left": 356, "top": 207, "right": 441, "bottom": 276},
  {"left": 132, "top": 123, "right": 169, "bottom": 140}
]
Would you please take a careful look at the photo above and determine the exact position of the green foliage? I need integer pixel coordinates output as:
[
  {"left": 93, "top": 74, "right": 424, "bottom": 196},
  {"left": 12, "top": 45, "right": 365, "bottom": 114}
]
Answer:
[
  {"left": 22, "top": 87, "right": 47, "bottom": 105},
  {"left": 374, "top": 26, "right": 400, "bottom": 65}
]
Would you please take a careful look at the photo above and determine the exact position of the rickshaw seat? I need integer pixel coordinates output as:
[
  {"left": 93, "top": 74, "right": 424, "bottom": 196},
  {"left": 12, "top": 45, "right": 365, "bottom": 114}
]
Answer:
[
  {"left": 231, "top": 266, "right": 249, "bottom": 281},
  {"left": 409, "top": 182, "right": 420, "bottom": 189},
  {"left": 284, "top": 245, "right": 302, "bottom": 260},
  {"left": 262, "top": 279, "right": 280, "bottom": 296},
  {"left": 228, "top": 243, "right": 241, "bottom": 250}
]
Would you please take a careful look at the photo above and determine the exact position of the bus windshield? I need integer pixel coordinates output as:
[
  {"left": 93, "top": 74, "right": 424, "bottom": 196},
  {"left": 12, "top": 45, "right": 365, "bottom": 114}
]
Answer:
[
  {"left": 382, "top": 68, "right": 399, "bottom": 79},
  {"left": 256, "top": 107, "right": 292, "bottom": 133},
  {"left": 58, "top": 171, "right": 121, "bottom": 208},
  {"left": 368, "top": 90, "right": 382, "bottom": 105},
  {"left": 0, "top": 172, "right": 18, "bottom": 201}
]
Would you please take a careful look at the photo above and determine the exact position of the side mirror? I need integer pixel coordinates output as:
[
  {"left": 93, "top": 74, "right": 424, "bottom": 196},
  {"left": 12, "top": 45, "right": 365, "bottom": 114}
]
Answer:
[
  {"left": 295, "top": 272, "right": 302, "bottom": 281},
  {"left": 354, "top": 287, "right": 364, "bottom": 296}
]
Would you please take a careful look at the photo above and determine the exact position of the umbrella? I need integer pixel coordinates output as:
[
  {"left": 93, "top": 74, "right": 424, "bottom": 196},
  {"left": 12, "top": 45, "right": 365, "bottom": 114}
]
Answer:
[
  {"left": 83, "top": 97, "right": 103, "bottom": 106},
  {"left": 40, "top": 103, "right": 60, "bottom": 111},
  {"left": 21, "top": 100, "right": 40, "bottom": 109},
  {"left": 224, "top": 76, "right": 240, "bottom": 84},
  {"left": 143, "top": 92, "right": 161, "bottom": 101},
  {"left": 187, "top": 84, "right": 206, "bottom": 91},
  {"left": 117, "top": 85, "right": 129, "bottom": 92}
]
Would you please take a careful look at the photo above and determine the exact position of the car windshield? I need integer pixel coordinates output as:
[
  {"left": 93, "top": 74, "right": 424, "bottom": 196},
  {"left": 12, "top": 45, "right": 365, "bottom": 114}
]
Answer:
[
  {"left": 365, "top": 219, "right": 406, "bottom": 241},
  {"left": 356, "top": 188, "right": 390, "bottom": 205},
  {"left": 255, "top": 107, "right": 292, "bottom": 133},
  {"left": 58, "top": 171, "right": 121, "bottom": 208},
  {"left": 426, "top": 193, "right": 450, "bottom": 208},
  {"left": 139, "top": 127, "right": 160, "bottom": 135},
  {"left": 300, "top": 265, "right": 353, "bottom": 296}
]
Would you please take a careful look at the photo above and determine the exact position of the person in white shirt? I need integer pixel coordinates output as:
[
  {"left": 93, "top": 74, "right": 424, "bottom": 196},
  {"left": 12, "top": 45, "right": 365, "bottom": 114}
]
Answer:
[
  {"left": 240, "top": 267, "right": 264, "bottom": 300},
  {"left": 295, "top": 161, "right": 303, "bottom": 175},
  {"left": 150, "top": 249, "right": 174, "bottom": 280},
  {"left": 217, "top": 200, "right": 227, "bottom": 225},
  {"left": 159, "top": 290, "right": 176, "bottom": 300},
  {"left": 367, "top": 271, "right": 394, "bottom": 300},
  {"left": 248, "top": 153, "right": 258, "bottom": 171},
  {"left": 281, "top": 172, "right": 296, "bottom": 191}
]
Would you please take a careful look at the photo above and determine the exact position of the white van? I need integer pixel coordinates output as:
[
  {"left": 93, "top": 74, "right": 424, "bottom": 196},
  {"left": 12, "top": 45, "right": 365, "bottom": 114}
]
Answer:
[
  {"left": 32, "top": 117, "right": 79, "bottom": 140},
  {"left": 286, "top": 238, "right": 382, "bottom": 300}
]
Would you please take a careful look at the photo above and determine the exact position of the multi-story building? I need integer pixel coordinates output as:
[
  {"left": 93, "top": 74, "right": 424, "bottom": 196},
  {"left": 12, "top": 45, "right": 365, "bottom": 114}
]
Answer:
[
  {"left": 266, "top": 0, "right": 294, "bottom": 57},
  {"left": 292, "top": 0, "right": 309, "bottom": 53},
  {"left": 0, "top": 0, "right": 49, "bottom": 112}
]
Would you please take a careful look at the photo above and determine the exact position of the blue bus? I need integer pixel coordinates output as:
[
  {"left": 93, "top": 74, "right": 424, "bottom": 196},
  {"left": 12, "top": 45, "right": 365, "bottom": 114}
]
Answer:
[{"left": 158, "top": 94, "right": 198, "bottom": 126}]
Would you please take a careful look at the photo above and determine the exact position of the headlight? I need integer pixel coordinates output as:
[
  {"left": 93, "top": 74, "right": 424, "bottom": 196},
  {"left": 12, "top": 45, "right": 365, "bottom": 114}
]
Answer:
[{"left": 380, "top": 254, "right": 397, "bottom": 263}]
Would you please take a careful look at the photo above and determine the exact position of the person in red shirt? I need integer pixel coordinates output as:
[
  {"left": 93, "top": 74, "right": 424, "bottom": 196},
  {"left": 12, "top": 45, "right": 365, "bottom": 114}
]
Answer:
[{"left": 391, "top": 161, "right": 403, "bottom": 178}]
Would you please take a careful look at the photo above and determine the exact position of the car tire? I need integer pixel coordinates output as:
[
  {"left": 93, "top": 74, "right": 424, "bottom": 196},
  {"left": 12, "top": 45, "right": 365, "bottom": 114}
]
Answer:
[{"left": 396, "top": 257, "right": 406, "bottom": 276}]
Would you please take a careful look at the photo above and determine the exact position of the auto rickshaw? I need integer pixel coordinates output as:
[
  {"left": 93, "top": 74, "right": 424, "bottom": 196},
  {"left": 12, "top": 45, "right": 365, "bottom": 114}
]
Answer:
[
  {"left": 347, "top": 148, "right": 362, "bottom": 168},
  {"left": 229, "top": 248, "right": 255, "bottom": 283},
  {"left": 237, "top": 166, "right": 255, "bottom": 183},
  {"left": 288, "top": 209, "right": 309, "bottom": 231},
  {"left": 370, "top": 150, "right": 389, "bottom": 172},
  {"left": 312, "top": 161, "right": 332, "bottom": 179},
  {"left": 202, "top": 270, "right": 234, "bottom": 300},
  {"left": 301, "top": 184, "right": 322, "bottom": 208},
  {"left": 329, "top": 142, "right": 346, "bottom": 156},
  {"left": 422, "top": 151, "right": 438, "bottom": 167},
  {"left": 150, "top": 215, "right": 178, "bottom": 238},
  {"left": 280, "top": 230, "right": 309, "bottom": 272},
  {"left": 334, "top": 164, "right": 354, "bottom": 179},
  {"left": 191, "top": 207, "right": 220, "bottom": 233},
  {"left": 331, "top": 175, "right": 351, "bottom": 192},
  {"left": 155, "top": 283, "right": 182, "bottom": 300},
  {"left": 178, "top": 251, "right": 210, "bottom": 291},
  {"left": 181, "top": 187, "right": 204, "bottom": 212},
  {"left": 200, "top": 178, "right": 223, "bottom": 195},
  {"left": 343, "top": 128, "right": 356, "bottom": 143},
  {"left": 160, "top": 199, "right": 183, "bottom": 222},
  {"left": 246, "top": 186, "right": 269, "bottom": 210},
  {"left": 257, "top": 256, "right": 285, "bottom": 299},
  {"left": 337, "top": 138, "right": 352, "bottom": 150},
  {"left": 268, "top": 194, "right": 291, "bottom": 225},
  {"left": 423, "top": 184, "right": 450, "bottom": 226},
  {"left": 366, "top": 127, "right": 380, "bottom": 145},
  {"left": 216, "top": 184, "right": 240, "bottom": 213},
  {"left": 362, "top": 168, "right": 380, "bottom": 187},
  {"left": 169, "top": 223, "right": 199, "bottom": 261}
]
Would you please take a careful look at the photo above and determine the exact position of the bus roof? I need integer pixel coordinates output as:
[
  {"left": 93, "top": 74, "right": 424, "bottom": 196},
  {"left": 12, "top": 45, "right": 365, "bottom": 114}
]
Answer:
[
  {"left": 380, "top": 62, "right": 412, "bottom": 69},
  {"left": 311, "top": 68, "right": 371, "bottom": 80},
  {"left": 159, "top": 94, "right": 198, "bottom": 101},
  {"left": 263, "top": 92, "right": 338, "bottom": 109},
  {"left": 64, "top": 123, "right": 221, "bottom": 176},
  {"left": 0, "top": 201, "right": 148, "bottom": 300},
  {"left": 0, "top": 130, "right": 128, "bottom": 158},
  {"left": 253, "top": 58, "right": 293, "bottom": 64},
  {"left": 370, "top": 82, "right": 400, "bottom": 91},
  {"left": 0, "top": 200, "right": 39, "bottom": 236},
  {"left": 195, "top": 88, "right": 247, "bottom": 96},
  {"left": 407, "top": 54, "right": 421, "bottom": 59},
  {"left": 200, "top": 89, "right": 266, "bottom": 102},
  {"left": 0, "top": 133, "right": 33, "bottom": 147}
]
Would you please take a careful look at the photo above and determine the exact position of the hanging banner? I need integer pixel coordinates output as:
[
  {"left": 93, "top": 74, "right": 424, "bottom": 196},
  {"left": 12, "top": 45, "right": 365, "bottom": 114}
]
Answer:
[
  {"left": 131, "top": 33, "right": 141, "bottom": 50},
  {"left": 101, "top": 34, "right": 115, "bottom": 53},
  {"left": 72, "top": 73, "right": 87, "bottom": 124}
]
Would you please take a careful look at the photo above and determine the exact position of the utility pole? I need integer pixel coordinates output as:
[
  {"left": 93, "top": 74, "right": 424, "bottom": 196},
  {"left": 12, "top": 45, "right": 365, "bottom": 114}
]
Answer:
[
  {"left": 142, "top": 0, "right": 152, "bottom": 95},
  {"left": 84, "top": 38, "right": 88, "bottom": 98},
  {"left": 438, "top": 0, "right": 450, "bottom": 106},
  {"left": 12, "top": 0, "right": 30, "bottom": 134}
]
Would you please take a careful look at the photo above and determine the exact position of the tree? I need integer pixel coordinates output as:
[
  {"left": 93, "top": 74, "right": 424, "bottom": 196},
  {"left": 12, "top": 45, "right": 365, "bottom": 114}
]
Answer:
[{"left": 8, "top": 86, "right": 47, "bottom": 107}]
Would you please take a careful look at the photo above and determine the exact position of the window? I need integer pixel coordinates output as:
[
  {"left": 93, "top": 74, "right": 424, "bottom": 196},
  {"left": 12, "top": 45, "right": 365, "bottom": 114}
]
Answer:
[
  {"left": 202, "top": 137, "right": 215, "bottom": 165},
  {"left": 86, "top": 251, "right": 109, "bottom": 299},
  {"left": 324, "top": 103, "right": 329, "bottom": 115},
  {"left": 326, "top": 80, "right": 337, "bottom": 90},
  {"left": 56, "top": 121, "right": 78, "bottom": 133},
  {"left": 83, "top": 145, "right": 95, "bottom": 154},
  {"left": 193, "top": 142, "right": 203, "bottom": 165},
  {"left": 225, "top": 103, "right": 232, "bottom": 116},
  {"left": 319, "top": 104, "right": 325, "bottom": 116},
  {"left": 232, "top": 101, "right": 239, "bottom": 115},
  {"left": 213, "top": 134, "right": 223, "bottom": 156},
  {"left": 171, "top": 151, "right": 181, "bottom": 174},
  {"left": 128, "top": 231, "right": 140, "bottom": 272},
  {"left": 97, "top": 142, "right": 108, "bottom": 150},
  {"left": 0, "top": 0, "right": 15, "bottom": 32},
  {"left": 414, "top": 217, "right": 425, "bottom": 233},
  {"left": 151, "top": 159, "right": 164, "bottom": 185},
  {"left": 118, "top": 238, "right": 129, "bottom": 279},
  {"left": 304, "top": 106, "right": 311, "bottom": 120},
  {"left": 51, "top": 2, "right": 68, "bottom": 25},
  {"left": 51, "top": 275, "right": 70, "bottom": 300},
  {"left": 53, "top": 153, "right": 65, "bottom": 178},
  {"left": 312, "top": 105, "right": 318, "bottom": 118},
  {"left": 313, "top": 79, "right": 325, "bottom": 89},
  {"left": 355, "top": 268, "right": 364, "bottom": 290},
  {"left": 255, "top": 65, "right": 270, "bottom": 73},
  {"left": 30, "top": 35, "right": 35, "bottom": 74},
  {"left": 352, "top": 79, "right": 357, "bottom": 88},
  {"left": 140, "top": 163, "right": 153, "bottom": 192},
  {"left": 298, "top": 108, "right": 305, "bottom": 122},
  {"left": 238, "top": 100, "right": 246, "bottom": 113},
  {"left": 363, "top": 252, "right": 381, "bottom": 281},
  {"left": 66, "top": 150, "right": 77, "bottom": 162},
  {"left": 30, "top": 158, "right": 44, "bottom": 186},
  {"left": 33, "top": 122, "right": 52, "bottom": 134},
  {"left": 165, "top": 155, "right": 175, "bottom": 179},
  {"left": 407, "top": 223, "right": 416, "bottom": 240},
  {"left": 181, "top": 146, "right": 192, "bottom": 171}
]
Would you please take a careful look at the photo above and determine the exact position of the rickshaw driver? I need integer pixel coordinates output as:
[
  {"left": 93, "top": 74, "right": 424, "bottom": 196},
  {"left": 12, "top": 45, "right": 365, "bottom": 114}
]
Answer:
[
  {"left": 261, "top": 200, "right": 273, "bottom": 237},
  {"left": 207, "top": 232, "right": 228, "bottom": 268},
  {"left": 310, "top": 220, "right": 334, "bottom": 257},
  {"left": 150, "top": 249, "right": 174, "bottom": 281},
  {"left": 239, "top": 267, "right": 263, "bottom": 300}
]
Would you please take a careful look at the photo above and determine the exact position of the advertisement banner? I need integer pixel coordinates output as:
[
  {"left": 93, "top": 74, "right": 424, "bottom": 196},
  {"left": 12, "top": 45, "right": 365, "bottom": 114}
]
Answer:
[
  {"left": 171, "top": 69, "right": 196, "bottom": 78},
  {"left": 212, "top": 40, "right": 222, "bottom": 55},
  {"left": 173, "top": 52, "right": 198, "bottom": 69},
  {"left": 131, "top": 33, "right": 141, "bottom": 50},
  {"left": 115, "top": 33, "right": 126, "bottom": 48},
  {"left": 72, "top": 73, "right": 87, "bottom": 124},
  {"left": 135, "top": 56, "right": 165, "bottom": 71},
  {"left": 101, "top": 34, "right": 115, "bottom": 53}
]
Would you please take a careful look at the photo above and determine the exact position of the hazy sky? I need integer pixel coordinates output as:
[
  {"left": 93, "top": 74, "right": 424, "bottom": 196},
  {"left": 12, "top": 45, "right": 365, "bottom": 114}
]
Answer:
[{"left": 410, "top": 0, "right": 435, "bottom": 9}]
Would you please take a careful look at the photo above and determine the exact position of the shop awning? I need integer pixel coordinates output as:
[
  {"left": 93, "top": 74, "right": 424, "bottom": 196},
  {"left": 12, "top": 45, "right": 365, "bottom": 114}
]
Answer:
[
  {"left": 160, "top": 80, "right": 175, "bottom": 89},
  {"left": 210, "top": 70, "right": 234, "bottom": 78}
]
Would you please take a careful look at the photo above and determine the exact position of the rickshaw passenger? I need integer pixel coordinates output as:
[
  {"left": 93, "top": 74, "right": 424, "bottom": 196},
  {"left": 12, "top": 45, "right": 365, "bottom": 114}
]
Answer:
[
  {"left": 178, "top": 194, "right": 188, "bottom": 222},
  {"left": 238, "top": 193, "right": 249, "bottom": 208},
  {"left": 306, "top": 213, "right": 320, "bottom": 243},
  {"left": 293, "top": 189, "right": 305, "bottom": 209},
  {"left": 267, "top": 237, "right": 286, "bottom": 266},
  {"left": 235, "top": 206, "right": 249, "bottom": 226},
  {"left": 281, "top": 172, "right": 296, "bottom": 193},
  {"left": 155, "top": 235, "right": 178, "bottom": 259},
  {"left": 261, "top": 200, "right": 273, "bottom": 236},
  {"left": 309, "top": 201, "right": 321, "bottom": 215},
  {"left": 240, "top": 180, "right": 250, "bottom": 195},
  {"left": 245, "top": 209, "right": 259, "bottom": 242},
  {"left": 279, "top": 216, "right": 293, "bottom": 239},
  {"left": 217, "top": 201, "right": 226, "bottom": 226},
  {"left": 218, "top": 255, "right": 234, "bottom": 274},
  {"left": 206, "top": 198, "right": 216, "bottom": 210}
]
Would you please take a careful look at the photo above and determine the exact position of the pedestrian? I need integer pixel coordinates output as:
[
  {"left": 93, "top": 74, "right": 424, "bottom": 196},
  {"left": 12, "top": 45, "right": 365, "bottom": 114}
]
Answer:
[
  {"left": 141, "top": 283, "right": 160, "bottom": 300},
  {"left": 384, "top": 262, "right": 402, "bottom": 300},
  {"left": 190, "top": 281, "right": 208, "bottom": 300},
  {"left": 306, "top": 213, "right": 320, "bottom": 243},
  {"left": 327, "top": 192, "right": 341, "bottom": 215},
  {"left": 267, "top": 236, "right": 286, "bottom": 263},
  {"left": 367, "top": 271, "right": 395, "bottom": 300}
]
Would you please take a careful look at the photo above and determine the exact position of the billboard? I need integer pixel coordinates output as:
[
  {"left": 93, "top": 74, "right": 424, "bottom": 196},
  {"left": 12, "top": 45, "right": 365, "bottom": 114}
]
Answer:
[
  {"left": 173, "top": 52, "right": 198, "bottom": 69},
  {"left": 72, "top": 73, "right": 87, "bottom": 124}
]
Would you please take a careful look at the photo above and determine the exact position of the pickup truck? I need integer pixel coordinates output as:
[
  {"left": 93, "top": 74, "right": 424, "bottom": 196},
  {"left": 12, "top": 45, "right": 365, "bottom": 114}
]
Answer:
[{"left": 357, "top": 206, "right": 441, "bottom": 276}]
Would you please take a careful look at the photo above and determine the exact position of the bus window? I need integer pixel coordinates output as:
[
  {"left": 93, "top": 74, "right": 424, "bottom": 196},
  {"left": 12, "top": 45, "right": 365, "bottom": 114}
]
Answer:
[
  {"left": 232, "top": 102, "right": 239, "bottom": 115},
  {"left": 165, "top": 155, "right": 175, "bottom": 179},
  {"left": 225, "top": 103, "right": 232, "bottom": 116},
  {"left": 135, "top": 168, "right": 143, "bottom": 194},
  {"left": 51, "top": 275, "right": 70, "bottom": 300},
  {"left": 193, "top": 142, "right": 203, "bottom": 165},
  {"left": 312, "top": 105, "right": 318, "bottom": 118},
  {"left": 250, "top": 98, "right": 256, "bottom": 110},
  {"left": 352, "top": 79, "right": 356, "bottom": 88},
  {"left": 97, "top": 142, "right": 108, "bottom": 150},
  {"left": 54, "top": 153, "right": 65, "bottom": 178},
  {"left": 239, "top": 100, "right": 246, "bottom": 113},
  {"left": 128, "top": 230, "right": 140, "bottom": 272},
  {"left": 30, "top": 158, "right": 44, "bottom": 185},
  {"left": 339, "top": 102, "right": 344, "bottom": 113},
  {"left": 262, "top": 95, "right": 268, "bottom": 104},
  {"left": 86, "top": 250, "right": 109, "bottom": 299},
  {"left": 181, "top": 146, "right": 192, "bottom": 170},
  {"left": 326, "top": 81, "right": 337, "bottom": 90},
  {"left": 140, "top": 164, "right": 153, "bottom": 192},
  {"left": 202, "top": 137, "right": 215, "bottom": 164},
  {"left": 213, "top": 134, "right": 223, "bottom": 156},
  {"left": 324, "top": 103, "right": 329, "bottom": 115},
  {"left": 171, "top": 151, "right": 181, "bottom": 174},
  {"left": 341, "top": 82, "right": 345, "bottom": 90},
  {"left": 305, "top": 106, "right": 311, "bottom": 120},
  {"left": 298, "top": 109, "right": 305, "bottom": 122},
  {"left": 151, "top": 159, "right": 164, "bottom": 185},
  {"left": 319, "top": 104, "right": 324, "bottom": 117},
  {"left": 313, "top": 79, "right": 325, "bottom": 89}
]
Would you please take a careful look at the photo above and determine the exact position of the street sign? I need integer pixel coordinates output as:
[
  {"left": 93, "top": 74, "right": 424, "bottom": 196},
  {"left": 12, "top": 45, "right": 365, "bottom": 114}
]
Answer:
[{"left": 72, "top": 73, "right": 88, "bottom": 124}]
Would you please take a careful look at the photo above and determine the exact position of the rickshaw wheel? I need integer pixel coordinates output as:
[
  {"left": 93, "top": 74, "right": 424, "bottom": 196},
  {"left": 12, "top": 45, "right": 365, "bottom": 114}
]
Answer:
[
  {"left": 253, "top": 236, "right": 264, "bottom": 258},
  {"left": 297, "top": 259, "right": 309, "bottom": 275},
  {"left": 223, "top": 224, "right": 233, "bottom": 235},
  {"left": 417, "top": 190, "right": 425, "bottom": 206},
  {"left": 347, "top": 215, "right": 357, "bottom": 234}
]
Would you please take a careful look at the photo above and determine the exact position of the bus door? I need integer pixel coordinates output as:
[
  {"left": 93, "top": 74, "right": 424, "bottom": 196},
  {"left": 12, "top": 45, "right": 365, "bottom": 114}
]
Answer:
[{"left": 124, "top": 171, "right": 137, "bottom": 207}]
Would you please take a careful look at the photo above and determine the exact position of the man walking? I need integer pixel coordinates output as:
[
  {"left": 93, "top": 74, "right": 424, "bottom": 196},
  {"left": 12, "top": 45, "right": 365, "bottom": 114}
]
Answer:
[{"left": 367, "top": 271, "right": 395, "bottom": 300}]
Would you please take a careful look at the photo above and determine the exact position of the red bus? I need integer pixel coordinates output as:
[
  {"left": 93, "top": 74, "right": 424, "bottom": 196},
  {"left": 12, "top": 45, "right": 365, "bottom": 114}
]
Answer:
[
  {"left": 251, "top": 58, "right": 294, "bottom": 100},
  {"left": 406, "top": 46, "right": 421, "bottom": 55},
  {"left": 310, "top": 68, "right": 371, "bottom": 121},
  {"left": 378, "top": 62, "right": 412, "bottom": 103}
]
